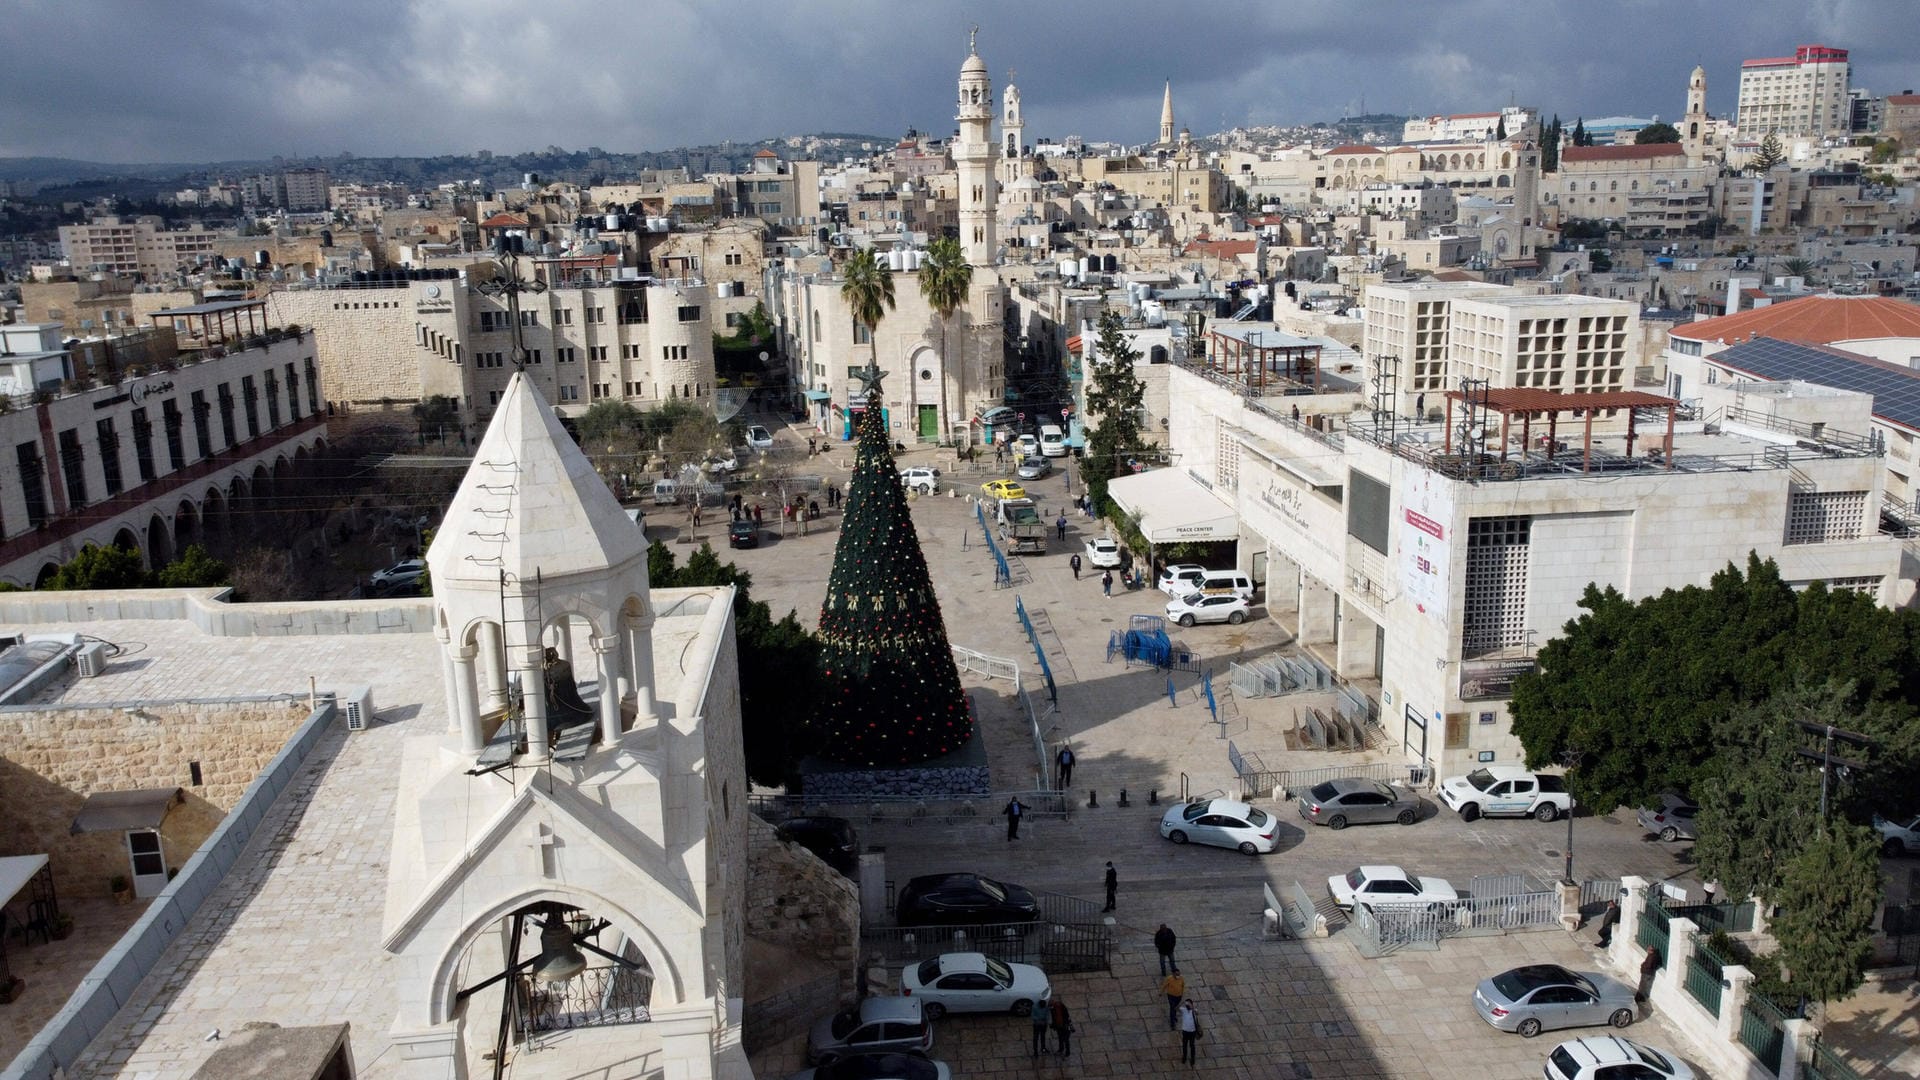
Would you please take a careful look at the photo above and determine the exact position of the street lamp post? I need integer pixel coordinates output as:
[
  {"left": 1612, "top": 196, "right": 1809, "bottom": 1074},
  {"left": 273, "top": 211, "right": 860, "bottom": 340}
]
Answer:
[{"left": 1560, "top": 747, "right": 1584, "bottom": 885}]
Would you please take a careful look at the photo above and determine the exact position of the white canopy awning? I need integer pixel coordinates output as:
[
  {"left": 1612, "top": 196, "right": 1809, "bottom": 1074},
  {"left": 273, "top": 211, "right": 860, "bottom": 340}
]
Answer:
[
  {"left": 1106, "top": 469, "right": 1239, "bottom": 545},
  {"left": 0, "top": 854, "right": 49, "bottom": 906}
]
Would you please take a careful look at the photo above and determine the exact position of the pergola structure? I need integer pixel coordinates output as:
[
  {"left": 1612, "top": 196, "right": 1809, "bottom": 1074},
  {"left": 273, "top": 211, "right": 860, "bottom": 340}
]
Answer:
[
  {"left": 147, "top": 298, "right": 268, "bottom": 347},
  {"left": 1203, "top": 328, "right": 1324, "bottom": 394},
  {"left": 1442, "top": 387, "right": 1680, "bottom": 472}
]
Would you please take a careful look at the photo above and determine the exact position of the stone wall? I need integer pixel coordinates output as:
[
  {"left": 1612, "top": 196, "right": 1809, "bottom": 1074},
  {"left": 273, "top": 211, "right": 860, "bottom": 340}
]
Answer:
[
  {"left": 744, "top": 815, "right": 859, "bottom": 966},
  {"left": 742, "top": 815, "right": 860, "bottom": 1054},
  {"left": 799, "top": 763, "right": 992, "bottom": 800},
  {"left": 0, "top": 700, "right": 311, "bottom": 898}
]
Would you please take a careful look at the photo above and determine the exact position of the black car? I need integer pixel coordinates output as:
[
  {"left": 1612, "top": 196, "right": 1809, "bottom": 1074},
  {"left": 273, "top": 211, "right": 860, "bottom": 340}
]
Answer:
[
  {"left": 896, "top": 873, "right": 1038, "bottom": 927},
  {"left": 728, "top": 520, "right": 759, "bottom": 548},
  {"left": 775, "top": 816, "right": 860, "bottom": 877}
]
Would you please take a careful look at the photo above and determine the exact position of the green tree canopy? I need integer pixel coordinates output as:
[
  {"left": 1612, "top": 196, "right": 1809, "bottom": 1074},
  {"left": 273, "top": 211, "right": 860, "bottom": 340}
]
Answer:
[
  {"left": 576, "top": 400, "right": 641, "bottom": 444},
  {"left": 1770, "top": 823, "right": 1884, "bottom": 1006},
  {"left": 919, "top": 236, "right": 973, "bottom": 435},
  {"left": 1752, "top": 134, "right": 1787, "bottom": 172},
  {"left": 1082, "top": 310, "right": 1148, "bottom": 510},
  {"left": 154, "top": 544, "right": 229, "bottom": 588},
  {"left": 44, "top": 544, "right": 151, "bottom": 590},
  {"left": 1509, "top": 556, "right": 1920, "bottom": 812},
  {"left": 839, "top": 248, "right": 896, "bottom": 367},
  {"left": 1635, "top": 122, "right": 1681, "bottom": 144}
]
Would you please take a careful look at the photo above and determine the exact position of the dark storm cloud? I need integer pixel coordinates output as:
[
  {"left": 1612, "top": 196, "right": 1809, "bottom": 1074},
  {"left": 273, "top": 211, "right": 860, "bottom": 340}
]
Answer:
[{"left": 3, "top": 0, "right": 1916, "bottom": 163}]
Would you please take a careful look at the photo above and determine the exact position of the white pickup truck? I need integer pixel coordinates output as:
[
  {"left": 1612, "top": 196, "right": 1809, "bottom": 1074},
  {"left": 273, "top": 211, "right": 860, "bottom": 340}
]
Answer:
[{"left": 1438, "top": 765, "right": 1576, "bottom": 822}]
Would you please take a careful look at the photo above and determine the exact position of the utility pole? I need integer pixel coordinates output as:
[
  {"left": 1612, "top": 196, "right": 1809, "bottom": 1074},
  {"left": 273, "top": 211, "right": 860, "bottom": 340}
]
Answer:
[
  {"left": 1793, "top": 719, "right": 1872, "bottom": 837},
  {"left": 1560, "top": 747, "right": 1584, "bottom": 884}
]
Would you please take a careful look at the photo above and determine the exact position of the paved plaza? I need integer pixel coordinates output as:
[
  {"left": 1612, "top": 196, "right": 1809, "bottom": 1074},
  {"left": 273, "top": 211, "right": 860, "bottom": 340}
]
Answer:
[{"left": 716, "top": 433, "right": 1717, "bottom": 1080}]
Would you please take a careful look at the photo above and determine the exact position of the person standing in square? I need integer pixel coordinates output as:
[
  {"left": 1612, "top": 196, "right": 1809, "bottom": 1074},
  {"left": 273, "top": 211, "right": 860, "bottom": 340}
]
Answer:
[
  {"left": 1056, "top": 744, "right": 1075, "bottom": 789},
  {"left": 1003, "top": 795, "right": 1024, "bottom": 841},
  {"left": 1103, "top": 861, "right": 1118, "bottom": 912}
]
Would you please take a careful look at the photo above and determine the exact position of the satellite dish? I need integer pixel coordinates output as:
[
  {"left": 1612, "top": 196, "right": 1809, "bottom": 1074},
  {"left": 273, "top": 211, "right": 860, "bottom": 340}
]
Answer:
[{"left": 1469, "top": 424, "right": 1486, "bottom": 442}]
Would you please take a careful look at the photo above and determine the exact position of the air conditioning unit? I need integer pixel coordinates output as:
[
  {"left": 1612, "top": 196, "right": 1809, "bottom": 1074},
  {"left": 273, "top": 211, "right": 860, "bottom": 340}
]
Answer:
[
  {"left": 75, "top": 641, "right": 110, "bottom": 678},
  {"left": 338, "top": 685, "right": 375, "bottom": 731}
]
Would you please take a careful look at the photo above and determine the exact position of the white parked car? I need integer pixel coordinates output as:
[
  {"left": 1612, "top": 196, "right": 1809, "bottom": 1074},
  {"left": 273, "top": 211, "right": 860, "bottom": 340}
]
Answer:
[
  {"left": 1166, "top": 592, "right": 1250, "bottom": 627},
  {"left": 1084, "top": 538, "right": 1122, "bottom": 568},
  {"left": 704, "top": 452, "right": 739, "bottom": 474},
  {"left": 899, "top": 952, "right": 1050, "bottom": 1019},
  {"left": 1156, "top": 563, "right": 1206, "bottom": 596},
  {"left": 1015, "top": 434, "right": 1040, "bottom": 459},
  {"left": 370, "top": 559, "right": 425, "bottom": 587},
  {"left": 1159, "top": 797, "right": 1279, "bottom": 855},
  {"left": 1877, "top": 813, "right": 1920, "bottom": 856},
  {"left": 745, "top": 425, "right": 775, "bottom": 450},
  {"left": 1437, "top": 765, "right": 1575, "bottom": 822},
  {"left": 1544, "top": 1036, "right": 1695, "bottom": 1080},
  {"left": 1327, "top": 865, "right": 1458, "bottom": 911},
  {"left": 899, "top": 466, "right": 941, "bottom": 494}
]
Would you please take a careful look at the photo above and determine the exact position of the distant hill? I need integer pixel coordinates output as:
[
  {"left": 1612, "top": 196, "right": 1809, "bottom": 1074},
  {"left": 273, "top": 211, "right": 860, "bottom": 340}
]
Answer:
[{"left": 0, "top": 156, "right": 236, "bottom": 184}]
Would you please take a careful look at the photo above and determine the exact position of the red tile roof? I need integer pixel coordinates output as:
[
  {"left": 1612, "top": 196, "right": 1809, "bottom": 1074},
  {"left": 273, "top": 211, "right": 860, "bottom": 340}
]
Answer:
[
  {"left": 1742, "top": 56, "right": 1799, "bottom": 68},
  {"left": 1561, "top": 144, "right": 1690, "bottom": 163},
  {"left": 1327, "top": 144, "right": 1383, "bottom": 156},
  {"left": 1450, "top": 112, "right": 1500, "bottom": 120},
  {"left": 1888, "top": 94, "right": 1920, "bottom": 105},
  {"left": 1671, "top": 294, "right": 1920, "bottom": 345},
  {"left": 479, "top": 212, "right": 529, "bottom": 229},
  {"left": 753, "top": 149, "right": 778, "bottom": 157}
]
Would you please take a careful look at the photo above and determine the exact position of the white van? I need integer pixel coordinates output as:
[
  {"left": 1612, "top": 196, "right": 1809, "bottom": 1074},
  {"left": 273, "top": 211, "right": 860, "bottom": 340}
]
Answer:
[
  {"left": 1038, "top": 424, "right": 1067, "bottom": 457},
  {"left": 1195, "top": 570, "right": 1255, "bottom": 601},
  {"left": 651, "top": 479, "right": 679, "bottom": 506}
]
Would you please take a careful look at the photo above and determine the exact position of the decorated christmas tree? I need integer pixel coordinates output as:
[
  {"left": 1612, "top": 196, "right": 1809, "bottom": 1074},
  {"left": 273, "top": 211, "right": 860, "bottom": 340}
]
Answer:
[{"left": 811, "top": 365, "right": 973, "bottom": 766}]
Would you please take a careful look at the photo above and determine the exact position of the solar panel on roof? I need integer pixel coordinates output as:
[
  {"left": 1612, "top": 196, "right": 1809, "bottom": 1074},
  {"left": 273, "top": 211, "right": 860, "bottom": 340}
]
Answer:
[{"left": 1713, "top": 337, "right": 1920, "bottom": 431}]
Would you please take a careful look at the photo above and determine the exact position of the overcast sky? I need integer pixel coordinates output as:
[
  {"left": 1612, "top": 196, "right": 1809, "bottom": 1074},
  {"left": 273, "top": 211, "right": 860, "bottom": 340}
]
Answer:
[{"left": 4, "top": 0, "right": 1918, "bottom": 163}]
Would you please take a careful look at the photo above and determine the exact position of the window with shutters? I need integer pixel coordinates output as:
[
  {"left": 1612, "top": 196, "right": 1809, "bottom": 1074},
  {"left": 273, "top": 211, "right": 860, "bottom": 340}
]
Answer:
[
  {"left": 1462, "top": 516, "right": 1531, "bottom": 656},
  {"left": 1784, "top": 490, "right": 1866, "bottom": 544}
]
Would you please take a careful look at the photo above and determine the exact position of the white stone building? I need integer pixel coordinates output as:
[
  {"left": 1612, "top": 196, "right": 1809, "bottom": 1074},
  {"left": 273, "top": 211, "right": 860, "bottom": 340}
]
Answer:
[
  {"left": 0, "top": 302, "right": 328, "bottom": 587},
  {"left": 268, "top": 267, "right": 718, "bottom": 424},
  {"left": 56, "top": 216, "right": 232, "bottom": 278},
  {"left": 1164, "top": 361, "right": 1902, "bottom": 781},
  {"left": 1738, "top": 44, "right": 1852, "bottom": 139}
]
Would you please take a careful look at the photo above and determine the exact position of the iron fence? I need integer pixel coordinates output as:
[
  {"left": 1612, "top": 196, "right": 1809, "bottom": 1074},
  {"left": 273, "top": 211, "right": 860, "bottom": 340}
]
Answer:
[
  {"left": 1739, "top": 990, "right": 1791, "bottom": 1075},
  {"left": 1684, "top": 934, "right": 1728, "bottom": 1016},
  {"left": 1246, "top": 761, "right": 1427, "bottom": 802},
  {"left": 1668, "top": 900, "right": 1757, "bottom": 935},
  {"left": 1800, "top": 1037, "right": 1868, "bottom": 1080},
  {"left": 1349, "top": 902, "right": 1447, "bottom": 957},
  {"left": 1637, "top": 894, "right": 1673, "bottom": 956},
  {"left": 516, "top": 964, "right": 653, "bottom": 1036},
  {"left": 1580, "top": 879, "right": 1623, "bottom": 916},
  {"left": 749, "top": 789, "right": 1071, "bottom": 826}
]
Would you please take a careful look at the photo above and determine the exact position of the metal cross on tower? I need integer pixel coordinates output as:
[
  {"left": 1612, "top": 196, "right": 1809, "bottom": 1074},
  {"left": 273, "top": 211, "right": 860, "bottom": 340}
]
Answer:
[{"left": 474, "top": 246, "right": 547, "bottom": 372}]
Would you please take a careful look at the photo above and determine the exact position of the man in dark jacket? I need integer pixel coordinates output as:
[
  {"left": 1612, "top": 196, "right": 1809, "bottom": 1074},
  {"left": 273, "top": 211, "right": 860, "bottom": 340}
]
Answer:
[
  {"left": 1595, "top": 896, "right": 1622, "bottom": 948},
  {"left": 1155, "top": 924, "right": 1177, "bottom": 975}
]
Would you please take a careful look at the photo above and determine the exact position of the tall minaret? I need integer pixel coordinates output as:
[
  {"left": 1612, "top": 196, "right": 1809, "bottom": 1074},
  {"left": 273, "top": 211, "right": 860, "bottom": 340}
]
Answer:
[
  {"left": 1159, "top": 80, "right": 1176, "bottom": 145},
  {"left": 956, "top": 30, "right": 997, "bottom": 267},
  {"left": 1682, "top": 64, "right": 1711, "bottom": 164},
  {"left": 1002, "top": 77, "right": 1024, "bottom": 163}
]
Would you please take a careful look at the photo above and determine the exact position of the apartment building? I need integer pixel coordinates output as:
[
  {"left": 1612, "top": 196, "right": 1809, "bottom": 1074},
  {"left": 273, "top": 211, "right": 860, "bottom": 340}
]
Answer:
[
  {"left": 1163, "top": 359, "right": 1899, "bottom": 780},
  {"left": 1448, "top": 294, "right": 1637, "bottom": 397},
  {"left": 717, "top": 151, "right": 821, "bottom": 225},
  {"left": 268, "top": 268, "right": 717, "bottom": 424},
  {"left": 0, "top": 304, "right": 327, "bottom": 586},
  {"left": 57, "top": 217, "right": 233, "bottom": 278},
  {"left": 1738, "top": 44, "right": 1852, "bottom": 138}
]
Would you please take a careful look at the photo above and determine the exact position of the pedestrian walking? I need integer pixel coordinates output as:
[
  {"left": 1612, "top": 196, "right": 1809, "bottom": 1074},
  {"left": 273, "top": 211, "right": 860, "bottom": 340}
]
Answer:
[
  {"left": 1003, "top": 795, "right": 1024, "bottom": 841},
  {"left": 1161, "top": 967, "right": 1185, "bottom": 1028},
  {"left": 1069, "top": 553, "right": 1082, "bottom": 579},
  {"left": 1103, "top": 861, "right": 1118, "bottom": 912},
  {"left": 1101, "top": 570, "right": 1113, "bottom": 598},
  {"left": 1179, "top": 999, "right": 1200, "bottom": 1066},
  {"left": 1154, "top": 924, "right": 1177, "bottom": 975},
  {"left": 1636, "top": 945, "right": 1663, "bottom": 1003},
  {"left": 1594, "top": 896, "right": 1621, "bottom": 948},
  {"left": 856, "top": 960, "right": 870, "bottom": 1001},
  {"left": 1291, "top": 403, "right": 1301, "bottom": 423},
  {"left": 753, "top": 504, "right": 763, "bottom": 526},
  {"left": 808, "top": 435, "right": 817, "bottom": 455},
  {"left": 1049, "top": 996, "right": 1073, "bottom": 1058},
  {"left": 1415, "top": 392, "right": 1426, "bottom": 419},
  {"left": 1030, "top": 994, "right": 1050, "bottom": 1057},
  {"left": 1056, "top": 744, "right": 1075, "bottom": 789},
  {"left": 1056, "top": 512, "right": 1068, "bottom": 540}
]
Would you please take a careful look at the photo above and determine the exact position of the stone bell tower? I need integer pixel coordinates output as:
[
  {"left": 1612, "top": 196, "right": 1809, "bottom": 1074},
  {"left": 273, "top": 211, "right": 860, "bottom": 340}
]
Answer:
[
  {"left": 382, "top": 371, "right": 749, "bottom": 1080},
  {"left": 956, "top": 30, "right": 998, "bottom": 268}
]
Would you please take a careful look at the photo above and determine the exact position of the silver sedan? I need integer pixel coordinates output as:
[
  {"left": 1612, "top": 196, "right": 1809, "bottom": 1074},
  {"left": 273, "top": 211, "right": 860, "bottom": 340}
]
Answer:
[
  {"left": 1296, "top": 778, "right": 1422, "bottom": 829},
  {"left": 1473, "top": 964, "right": 1637, "bottom": 1038}
]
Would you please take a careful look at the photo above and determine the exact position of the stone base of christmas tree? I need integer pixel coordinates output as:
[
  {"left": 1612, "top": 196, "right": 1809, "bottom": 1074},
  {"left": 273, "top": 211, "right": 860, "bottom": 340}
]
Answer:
[{"left": 796, "top": 693, "right": 990, "bottom": 799}]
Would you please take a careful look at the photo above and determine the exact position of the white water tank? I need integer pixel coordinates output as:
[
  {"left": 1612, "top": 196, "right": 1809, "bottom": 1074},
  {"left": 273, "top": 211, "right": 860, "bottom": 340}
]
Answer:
[
  {"left": 1060, "top": 259, "right": 1079, "bottom": 278},
  {"left": 1079, "top": 257, "right": 1093, "bottom": 277},
  {"left": 717, "top": 281, "right": 734, "bottom": 298},
  {"left": 605, "top": 213, "right": 621, "bottom": 231}
]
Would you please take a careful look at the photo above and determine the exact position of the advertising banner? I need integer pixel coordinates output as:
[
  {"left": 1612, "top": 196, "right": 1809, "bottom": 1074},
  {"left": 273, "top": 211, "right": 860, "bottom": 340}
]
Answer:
[{"left": 1398, "top": 465, "right": 1453, "bottom": 625}]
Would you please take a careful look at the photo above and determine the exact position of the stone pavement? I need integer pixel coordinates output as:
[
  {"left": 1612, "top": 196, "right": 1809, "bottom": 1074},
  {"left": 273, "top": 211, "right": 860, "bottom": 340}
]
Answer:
[{"left": 719, "top": 452, "right": 1722, "bottom": 1079}]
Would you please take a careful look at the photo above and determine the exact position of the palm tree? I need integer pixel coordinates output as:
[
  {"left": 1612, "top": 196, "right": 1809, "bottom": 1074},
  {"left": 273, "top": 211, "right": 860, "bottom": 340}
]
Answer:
[
  {"left": 840, "top": 248, "right": 896, "bottom": 377},
  {"left": 918, "top": 236, "right": 973, "bottom": 443}
]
